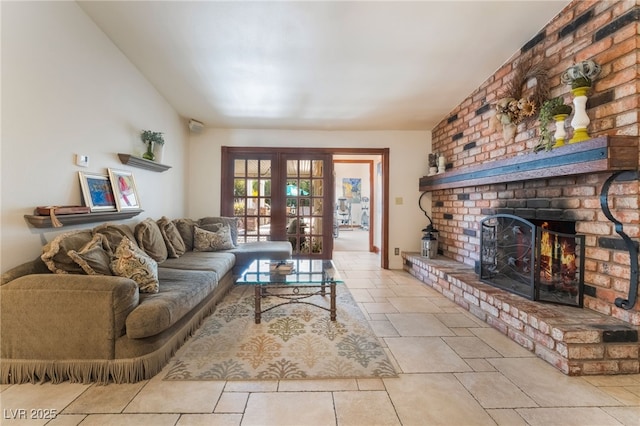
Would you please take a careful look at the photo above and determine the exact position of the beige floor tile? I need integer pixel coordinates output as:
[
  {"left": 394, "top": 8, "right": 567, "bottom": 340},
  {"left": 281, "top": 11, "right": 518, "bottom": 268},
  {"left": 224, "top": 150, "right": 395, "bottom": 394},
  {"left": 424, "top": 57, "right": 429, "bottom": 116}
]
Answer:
[
  {"left": 601, "top": 407, "right": 640, "bottom": 426},
  {"left": 451, "top": 327, "right": 476, "bottom": 336},
  {"left": 388, "top": 296, "right": 443, "bottom": 313},
  {"left": 470, "top": 327, "right": 535, "bottom": 357},
  {"left": 442, "top": 336, "right": 502, "bottom": 358},
  {"left": 368, "top": 319, "right": 400, "bottom": 337},
  {"left": 582, "top": 375, "right": 640, "bottom": 387},
  {"left": 598, "top": 386, "right": 640, "bottom": 406},
  {"left": 384, "top": 373, "right": 496, "bottom": 425},
  {"left": 625, "top": 385, "right": 640, "bottom": 397},
  {"left": 356, "top": 378, "right": 386, "bottom": 391},
  {"left": 385, "top": 337, "right": 472, "bottom": 373},
  {"left": 345, "top": 278, "right": 381, "bottom": 289},
  {"left": 277, "top": 379, "right": 358, "bottom": 392},
  {"left": 44, "top": 414, "right": 86, "bottom": 426},
  {"left": 79, "top": 413, "right": 180, "bottom": 425},
  {"left": 435, "top": 312, "right": 482, "bottom": 328},
  {"left": 63, "top": 382, "right": 146, "bottom": 414},
  {"left": 486, "top": 408, "right": 528, "bottom": 425},
  {"left": 242, "top": 392, "right": 335, "bottom": 426},
  {"left": 124, "top": 380, "right": 224, "bottom": 413},
  {"left": 222, "top": 380, "right": 278, "bottom": 392},
  {"left": 490, "top": 357, "right": 621, "bottom": 407},
  {"left": 366, "top": 288, "right": 398, "bottom": 298},
  {"left": 177, "top": 413, "right": 242, "bottom": 426},
  {"left": 465, "top": 358, "right": 498, "bottom": 372},
  {"left": 0, "top": 382, "right": 89, "bottom": 423},
  {"left": 455, "top": 372, "right": 538, "bottom": 408},
  {"left": 516, "top": 407, "right": 623, "bottom": 425},
  {"left": 346, "top": 288, "right": 375, "bottom": 302},
  {"left": 390, "top": 284, "right": 438, "bottom": 297},
  {"left": 360, "top": 302, "right": 398, "bottom": 314},
  {"left": 333, "top": 390, "right": 400, "bottom": 425},
  {"left": 214, "top": 392, "right": 248, "bottom": 413},
  {"left": 386, "top": 313, "right": 455, "bottom": 336}
]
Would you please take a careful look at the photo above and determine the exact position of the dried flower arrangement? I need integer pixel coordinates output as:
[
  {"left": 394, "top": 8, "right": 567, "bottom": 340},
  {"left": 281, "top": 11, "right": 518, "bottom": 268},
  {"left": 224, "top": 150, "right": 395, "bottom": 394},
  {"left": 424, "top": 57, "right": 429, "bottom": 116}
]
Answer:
[{"left": 492, "top": 58, "right": 550, "bottom": 141}]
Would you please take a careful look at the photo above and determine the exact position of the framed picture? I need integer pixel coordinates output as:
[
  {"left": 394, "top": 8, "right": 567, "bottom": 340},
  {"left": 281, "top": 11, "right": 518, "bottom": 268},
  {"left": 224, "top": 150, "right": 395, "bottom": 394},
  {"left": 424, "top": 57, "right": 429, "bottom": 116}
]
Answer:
[
  {"left": 78, "top": 172, "right": 117, "bottom": 212},
  {"left": 108, "top": 169, "right": 141, "bottom": 211}
]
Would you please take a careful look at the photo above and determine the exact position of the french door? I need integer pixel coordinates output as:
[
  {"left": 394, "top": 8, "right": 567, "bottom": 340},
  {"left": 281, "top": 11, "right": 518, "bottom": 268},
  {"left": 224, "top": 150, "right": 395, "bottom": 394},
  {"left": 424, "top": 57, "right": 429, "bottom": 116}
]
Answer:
[{"left": 221, "top": 148, "right": 334, "bottom": 258}]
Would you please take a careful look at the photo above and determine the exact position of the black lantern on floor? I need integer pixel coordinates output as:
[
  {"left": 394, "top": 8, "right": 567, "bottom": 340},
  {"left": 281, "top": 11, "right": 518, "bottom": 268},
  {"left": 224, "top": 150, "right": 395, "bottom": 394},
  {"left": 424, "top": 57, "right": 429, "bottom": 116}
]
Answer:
[{"left": 419, "top": 192, "right": 438, "bottom": 258}]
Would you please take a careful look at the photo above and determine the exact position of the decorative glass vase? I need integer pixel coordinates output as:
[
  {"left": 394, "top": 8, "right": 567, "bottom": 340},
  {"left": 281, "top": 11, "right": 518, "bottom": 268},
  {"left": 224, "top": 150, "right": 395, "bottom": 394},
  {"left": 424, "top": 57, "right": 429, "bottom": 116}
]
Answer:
[
  {"left": 142, "top": 141, "right": 155, "bottom": 161},
  {"left": 569, "top": 86, "right": 591, "bottom": 143},
  {"left": 552, "top": 114, "right": 569, "bottom": 148}
]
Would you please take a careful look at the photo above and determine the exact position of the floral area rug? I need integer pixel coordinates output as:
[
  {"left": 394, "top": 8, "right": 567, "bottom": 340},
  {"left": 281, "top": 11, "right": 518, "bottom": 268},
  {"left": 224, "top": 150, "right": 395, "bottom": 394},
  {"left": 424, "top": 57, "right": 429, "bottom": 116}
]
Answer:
[{"left": 164, "top": 284, "right": 397, "bottom": 381}]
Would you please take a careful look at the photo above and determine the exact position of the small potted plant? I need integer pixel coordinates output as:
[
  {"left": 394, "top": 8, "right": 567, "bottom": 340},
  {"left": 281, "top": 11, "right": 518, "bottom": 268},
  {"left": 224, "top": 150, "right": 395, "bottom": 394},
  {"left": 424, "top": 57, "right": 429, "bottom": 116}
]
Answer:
[
  {"left": 536, "top": 97, "right": 573, "bottom": 151},
  {"left": 140, "top": 130, "right": 164, "bottom": 161},
  {"left": 561, "top": 60, "right": 601, "bottom": 90}
]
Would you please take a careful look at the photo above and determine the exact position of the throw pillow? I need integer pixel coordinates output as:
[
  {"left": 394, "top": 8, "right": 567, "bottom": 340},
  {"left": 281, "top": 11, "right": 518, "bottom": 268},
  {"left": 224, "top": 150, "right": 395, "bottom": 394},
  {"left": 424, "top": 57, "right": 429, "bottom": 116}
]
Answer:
[
  {"left": 173, "top": 218, "right": 199, "bottom": 252},
  {"left": 93, "top": 223, "right": 137, "bottom": 255},
  {"left": 41, "top": 230, "right": 95, "bottom": 274},
  {"left": 157, "top": 216, "right": 186, "bottom": 258},
  {"left": 198, "top": 216, "right": 240, "bottom": 246},
  {"left": 134, "top": 218, "right": 168, "bottom": 263},
  {"left": 110, "top": 236, "right": 159, "bottom": 294},
  {"left": 67, "top": 234, "right": 113, "bottom": 276},
  {"left": 193, "top": 225, "right": 234, "bottom": 252}
]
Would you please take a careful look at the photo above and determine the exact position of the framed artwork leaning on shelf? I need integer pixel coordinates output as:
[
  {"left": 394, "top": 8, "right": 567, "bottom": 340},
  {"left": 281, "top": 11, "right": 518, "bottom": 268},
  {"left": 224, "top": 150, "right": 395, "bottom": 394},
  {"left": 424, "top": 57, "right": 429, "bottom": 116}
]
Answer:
[
  {"left": 78, "top": 172, "right": 117, "bottom": 212},
  {"left": 108, "top": 169, "right": 141, "bottom": 211}
]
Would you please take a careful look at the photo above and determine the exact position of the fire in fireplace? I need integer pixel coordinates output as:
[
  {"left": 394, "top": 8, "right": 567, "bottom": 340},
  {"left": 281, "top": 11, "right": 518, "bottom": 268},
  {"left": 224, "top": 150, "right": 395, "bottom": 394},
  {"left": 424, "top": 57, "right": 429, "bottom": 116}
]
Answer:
[{"left": 480, "top": 214, "right": 585, "bottom": 307}]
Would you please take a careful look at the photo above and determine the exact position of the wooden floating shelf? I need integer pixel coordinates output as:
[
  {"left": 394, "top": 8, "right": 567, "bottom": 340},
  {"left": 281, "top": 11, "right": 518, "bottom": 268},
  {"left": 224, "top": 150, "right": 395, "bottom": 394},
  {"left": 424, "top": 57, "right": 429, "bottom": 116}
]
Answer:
[
  {"left": 25, "top": 210, "right": 143, "bottom": 228},
  {"left": 118, "top": 153, "right": 171, "bottom": 172},
  {"left": 419, "top": 136, "right": 638, "bottom": 192}
]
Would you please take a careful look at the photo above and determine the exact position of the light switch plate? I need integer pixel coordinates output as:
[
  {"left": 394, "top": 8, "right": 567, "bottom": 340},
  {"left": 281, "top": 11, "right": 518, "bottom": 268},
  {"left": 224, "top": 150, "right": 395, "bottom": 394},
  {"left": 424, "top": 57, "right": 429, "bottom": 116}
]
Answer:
[{"left": 75, "top": 154, "right": 89, "bottom": 167}]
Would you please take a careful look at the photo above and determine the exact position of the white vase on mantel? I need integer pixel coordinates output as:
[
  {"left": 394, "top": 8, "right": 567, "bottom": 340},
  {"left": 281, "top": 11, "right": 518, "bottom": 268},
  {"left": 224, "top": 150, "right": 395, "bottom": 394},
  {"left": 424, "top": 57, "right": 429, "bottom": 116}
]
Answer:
[{"left": 570, "top": 86, "right": 591, "bottom": 143}]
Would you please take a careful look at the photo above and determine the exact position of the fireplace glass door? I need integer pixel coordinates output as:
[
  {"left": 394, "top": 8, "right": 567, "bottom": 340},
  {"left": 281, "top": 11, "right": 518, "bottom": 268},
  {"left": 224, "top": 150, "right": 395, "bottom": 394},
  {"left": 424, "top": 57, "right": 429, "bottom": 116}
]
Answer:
[{"left": 480, "top": 214, "right": 585, "bottom": 307}]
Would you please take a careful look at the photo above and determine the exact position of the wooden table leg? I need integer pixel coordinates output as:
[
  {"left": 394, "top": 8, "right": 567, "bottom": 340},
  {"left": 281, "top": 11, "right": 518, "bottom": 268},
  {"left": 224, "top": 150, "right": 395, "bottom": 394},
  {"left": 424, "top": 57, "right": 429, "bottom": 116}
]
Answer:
[{"left": 254, "top": 285, "right": 261, "bottom": 324}]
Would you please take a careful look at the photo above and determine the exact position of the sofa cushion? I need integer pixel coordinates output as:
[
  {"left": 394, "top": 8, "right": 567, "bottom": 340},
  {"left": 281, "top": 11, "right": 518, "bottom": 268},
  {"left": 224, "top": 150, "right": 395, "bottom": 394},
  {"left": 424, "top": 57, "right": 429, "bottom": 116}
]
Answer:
[
  {"left": 193, "top": 225, "right": 234, "bottom": 252},
  {"left": 67, "top": 234, "right": 113, "bottom": 276},
  {"left": 135, "top": 218, "right": 168, "bottom": 262},
  {"left": 173, "top": 218, "right": 198, "bottom": 252},
  {"left": 110, "top": 237, "right": 159, "bottom": 294},
  {"left": 159, "top": 251, "right": 236, "bottom": 279},
  {"left": 93, "top": 223, "right": 137, "bottom": 254},
  {"left": 199, "top": 216, "right": 240, "bottom": 246},
  {"left": 157, "top": 217, "right": 186, "bottom": 258},
  {"left": 41, "top": 230, "right": 95, "bottom": 274},
  {"left": 125, "top": 268, "right": 218, "bottom": 339}
]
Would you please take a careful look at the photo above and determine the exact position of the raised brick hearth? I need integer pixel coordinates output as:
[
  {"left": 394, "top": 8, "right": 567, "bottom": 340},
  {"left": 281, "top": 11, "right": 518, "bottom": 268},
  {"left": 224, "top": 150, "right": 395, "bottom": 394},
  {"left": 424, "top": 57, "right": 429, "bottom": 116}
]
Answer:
[{"left": 403, "top": 253, "right": 639, "bottom": 376}]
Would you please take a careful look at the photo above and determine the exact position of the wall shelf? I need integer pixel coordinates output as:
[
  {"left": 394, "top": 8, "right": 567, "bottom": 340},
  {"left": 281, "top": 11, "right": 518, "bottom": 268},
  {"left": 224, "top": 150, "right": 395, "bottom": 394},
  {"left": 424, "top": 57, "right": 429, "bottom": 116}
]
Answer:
[
  {"left": 419, "top": 136, "right": 638, "bottom": 192},
  {"left": 117, "top": 153, "right": 171, "bottom": 172},
  {"left": 25, "top": 210, "right": 143, "bottom": 228}
]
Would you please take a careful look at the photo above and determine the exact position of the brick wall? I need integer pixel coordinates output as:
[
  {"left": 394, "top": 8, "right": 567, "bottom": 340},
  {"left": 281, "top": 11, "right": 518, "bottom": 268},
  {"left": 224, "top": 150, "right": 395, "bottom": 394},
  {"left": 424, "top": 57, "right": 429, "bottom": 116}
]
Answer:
[{"left": 429, "top": 1, "right": 639, "bottom": 324}]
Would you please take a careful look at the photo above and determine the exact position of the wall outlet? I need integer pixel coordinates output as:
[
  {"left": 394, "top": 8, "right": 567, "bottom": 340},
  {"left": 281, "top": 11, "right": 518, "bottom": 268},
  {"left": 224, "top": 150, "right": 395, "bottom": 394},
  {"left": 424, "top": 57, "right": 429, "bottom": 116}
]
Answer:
[{"left": 394, "top": 247, "right": 399, "bottom": 255}]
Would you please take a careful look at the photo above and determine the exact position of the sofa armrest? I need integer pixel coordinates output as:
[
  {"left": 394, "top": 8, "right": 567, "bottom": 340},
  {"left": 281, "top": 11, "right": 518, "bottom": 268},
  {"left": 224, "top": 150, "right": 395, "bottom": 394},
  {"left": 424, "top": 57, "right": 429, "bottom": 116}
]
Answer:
[{"left": 1, "top": 274, "right": 139, "bottom": 360}]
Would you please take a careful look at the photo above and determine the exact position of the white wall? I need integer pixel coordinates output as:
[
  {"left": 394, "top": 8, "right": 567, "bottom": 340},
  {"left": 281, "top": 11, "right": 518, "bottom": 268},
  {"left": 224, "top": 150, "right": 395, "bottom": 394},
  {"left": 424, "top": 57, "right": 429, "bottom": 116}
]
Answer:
[
  {"left": 188, "top": 128, "right": 431, "bottom": 269},
  {"left": 1, "top": 2, "right": 188, "bottom": 272}
]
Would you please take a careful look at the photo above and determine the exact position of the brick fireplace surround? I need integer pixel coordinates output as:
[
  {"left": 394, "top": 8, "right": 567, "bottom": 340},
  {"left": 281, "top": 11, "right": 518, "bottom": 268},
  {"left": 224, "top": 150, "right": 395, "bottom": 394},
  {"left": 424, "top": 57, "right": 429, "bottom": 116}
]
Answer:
[{"left": 404, "top": 0, "right": 639, "bottom": 376}]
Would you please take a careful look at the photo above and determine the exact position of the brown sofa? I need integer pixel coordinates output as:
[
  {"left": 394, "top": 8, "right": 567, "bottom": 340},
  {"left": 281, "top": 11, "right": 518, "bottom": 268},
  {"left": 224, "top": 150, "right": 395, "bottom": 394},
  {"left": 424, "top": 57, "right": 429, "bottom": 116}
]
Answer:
[{"left": 0, "top": 217, "right": 291, "bottom": 384}]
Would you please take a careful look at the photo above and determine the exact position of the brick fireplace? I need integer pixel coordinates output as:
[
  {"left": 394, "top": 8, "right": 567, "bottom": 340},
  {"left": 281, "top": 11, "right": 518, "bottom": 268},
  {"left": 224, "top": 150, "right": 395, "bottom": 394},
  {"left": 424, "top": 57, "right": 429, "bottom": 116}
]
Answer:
[{"left": 404, "top": 1, "right": 639, "bottom": 375}]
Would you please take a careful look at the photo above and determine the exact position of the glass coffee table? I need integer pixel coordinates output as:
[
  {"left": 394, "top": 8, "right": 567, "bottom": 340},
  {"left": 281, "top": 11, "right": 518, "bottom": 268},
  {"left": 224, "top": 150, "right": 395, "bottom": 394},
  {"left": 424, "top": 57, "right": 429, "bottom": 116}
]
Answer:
[{"left": 236, "top": 259, "right": 343, "bottom": 324}]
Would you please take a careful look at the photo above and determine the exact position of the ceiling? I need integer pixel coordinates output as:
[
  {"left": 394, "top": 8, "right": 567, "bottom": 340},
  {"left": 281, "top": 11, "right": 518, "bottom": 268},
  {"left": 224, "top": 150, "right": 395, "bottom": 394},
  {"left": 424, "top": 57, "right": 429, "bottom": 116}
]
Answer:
[{"left": 78, "top": 1, "right": 569, "bottom": 131}]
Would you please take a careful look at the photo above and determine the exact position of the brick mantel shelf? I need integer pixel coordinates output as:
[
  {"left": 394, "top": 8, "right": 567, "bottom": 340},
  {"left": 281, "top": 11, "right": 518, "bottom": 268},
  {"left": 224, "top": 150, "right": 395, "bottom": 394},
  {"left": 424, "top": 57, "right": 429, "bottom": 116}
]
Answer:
[{"left": 419, "top": 136, "right": 638, "bottom": 192}]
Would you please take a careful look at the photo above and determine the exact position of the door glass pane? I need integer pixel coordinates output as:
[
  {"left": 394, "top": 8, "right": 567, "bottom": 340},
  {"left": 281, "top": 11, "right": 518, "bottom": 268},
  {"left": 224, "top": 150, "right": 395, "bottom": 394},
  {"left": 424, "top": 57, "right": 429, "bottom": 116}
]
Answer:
[
  {"left": 312, "top": 160, "right": 323, "bottom": 177},
  {"left": 232, "top": 158, "right": 272, "bottom": 243}
]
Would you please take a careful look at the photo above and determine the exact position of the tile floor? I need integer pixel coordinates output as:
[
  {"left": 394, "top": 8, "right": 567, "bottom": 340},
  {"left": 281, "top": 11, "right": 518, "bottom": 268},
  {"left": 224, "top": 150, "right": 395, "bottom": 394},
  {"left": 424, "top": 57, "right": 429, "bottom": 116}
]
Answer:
[{"left": 1, "top": 252, "right": 638, "bottom": 426}]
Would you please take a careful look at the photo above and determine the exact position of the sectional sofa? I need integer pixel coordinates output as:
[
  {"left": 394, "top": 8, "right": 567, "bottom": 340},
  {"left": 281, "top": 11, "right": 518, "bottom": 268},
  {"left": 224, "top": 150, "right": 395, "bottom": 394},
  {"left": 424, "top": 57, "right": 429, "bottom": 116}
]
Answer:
[{"left": 0, "top": 216, "right": 291, "bottom": 384}]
